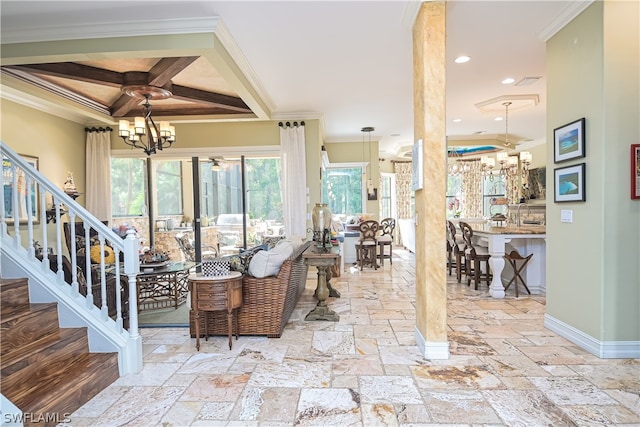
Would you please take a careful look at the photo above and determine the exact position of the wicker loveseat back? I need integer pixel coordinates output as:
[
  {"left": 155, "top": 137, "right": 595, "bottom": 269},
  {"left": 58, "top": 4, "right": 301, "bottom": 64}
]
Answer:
[{"left": 190, "top": 240, "right": 312, "bottom": 338}]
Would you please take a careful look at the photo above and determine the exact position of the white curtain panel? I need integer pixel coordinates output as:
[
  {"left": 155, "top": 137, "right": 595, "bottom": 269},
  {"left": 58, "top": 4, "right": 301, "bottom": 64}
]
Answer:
[
  {"left": 85, "top": 130, "right": 112, "bottom": 221},
  {"left": 280, "top": 124, "right": 307, "bottom": 238}
]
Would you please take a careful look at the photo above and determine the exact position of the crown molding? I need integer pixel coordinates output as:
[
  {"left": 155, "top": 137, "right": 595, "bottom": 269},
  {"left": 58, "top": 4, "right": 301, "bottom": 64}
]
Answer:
[
  {"left": 538, "top": 0, "right": 595, "bottom": 42},
  {"left": 213, "top": 20, "right": 276, "bottom": 116},
  {"left": 1, "top": 17, "right": 221, "bottom": 44}
]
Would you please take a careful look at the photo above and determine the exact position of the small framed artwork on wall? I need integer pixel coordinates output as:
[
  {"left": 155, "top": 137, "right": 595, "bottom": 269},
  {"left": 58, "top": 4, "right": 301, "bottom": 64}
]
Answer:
[
  {"left": 631, "top": 144, "right": 640, "bottom": 200},
  {"left": 554, "top": 118, "right": 585, "bottom": 163},
  {"left": 554, "top": 163, "right": 586, "bottom": 203}
]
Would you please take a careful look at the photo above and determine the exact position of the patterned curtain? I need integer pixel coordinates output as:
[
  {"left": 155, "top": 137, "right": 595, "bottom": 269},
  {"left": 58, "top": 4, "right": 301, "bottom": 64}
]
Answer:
[
  {"left": 394, "top": 161, "right": 412, "bottom": 246},
  {"left": 394, "top": 162, "right": 412, "bottom": 219},
  {"left": 460, "top": 159, "right": 482, "bottom": 218},
  {"left": 505, "top": 173, "right": 520, "bottom": 204}
]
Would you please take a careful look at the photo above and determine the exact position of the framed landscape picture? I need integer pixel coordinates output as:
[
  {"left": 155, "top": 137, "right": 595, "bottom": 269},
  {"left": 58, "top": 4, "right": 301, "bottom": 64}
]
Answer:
[
  {"left": 2, "top": 154, "right": 40, "bottom": 223},
  {"left": 554, "top": 163, "right": 585, "bottom": 202},
  {"left": 632, "top": 144, "right": 640, "bottom": 200},
  {"left": 554, "top": 118, "right": 585, "bottom": 163}
]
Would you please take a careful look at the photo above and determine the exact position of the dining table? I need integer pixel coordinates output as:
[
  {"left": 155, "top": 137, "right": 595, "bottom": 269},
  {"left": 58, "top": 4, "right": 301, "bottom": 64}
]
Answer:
[{"left": 469, "top": 223, "right": 546, "bottom": 299}]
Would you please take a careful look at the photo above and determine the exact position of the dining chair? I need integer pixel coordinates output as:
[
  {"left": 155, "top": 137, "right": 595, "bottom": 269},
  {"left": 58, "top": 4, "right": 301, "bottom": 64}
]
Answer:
[
  {"left": 459, "top": 221, "right": 492, "bottom": 290},
  {"left": 355, "top": 220, "right": 379, "bottom": 270},
  {"left": 377, "top": 217, "right": 396, "bottom": 266},
  {"left": 446, "top": 220, "right": 465, "bottom": 282}
]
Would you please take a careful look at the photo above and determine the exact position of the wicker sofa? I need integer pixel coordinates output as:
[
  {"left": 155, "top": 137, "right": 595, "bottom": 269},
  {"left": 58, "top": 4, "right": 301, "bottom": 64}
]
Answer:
[{"left": 189, "top": 240, "right": 312, "bottom": 338}]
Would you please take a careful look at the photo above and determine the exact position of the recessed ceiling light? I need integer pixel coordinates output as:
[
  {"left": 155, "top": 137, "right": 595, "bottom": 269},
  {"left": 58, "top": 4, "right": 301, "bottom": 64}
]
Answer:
[
  {"left": 452, "top": 118, "right": 462, "bottom": 123},
  {"left": 494, "top": 117, "right": 503, "bottom": 121},
  {"left": 502, "top": 77, "right": 515, "bottom": 84},
  {"left": 390, "top": 133, "right": 400, "bottom": 137},
  {"left": 454, "top": 56, "right": 470, "bottom": 64}
]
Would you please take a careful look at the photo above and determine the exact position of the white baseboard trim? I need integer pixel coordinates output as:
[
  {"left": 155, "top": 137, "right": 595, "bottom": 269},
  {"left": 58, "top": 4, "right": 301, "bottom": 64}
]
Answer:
[
  {"left": 414, "top": 327, "right": 450, "bottom": 360},
  {"left": 544, "top": 314, "right": 640, "bottom": 359}
]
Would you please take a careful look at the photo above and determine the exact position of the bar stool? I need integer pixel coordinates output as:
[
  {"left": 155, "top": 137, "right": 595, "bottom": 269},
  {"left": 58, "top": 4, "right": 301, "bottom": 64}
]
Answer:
[
  {"left": 377, "top": 217, "right": 396, "bottom": 266},
  {"left": 504, "top": 250, "right": 533, "bottom": 297},
  {"left": 459, "top": 221, "right": 492, "bottom": 290},
  {"left": 446, "top": 220, "right": 466, "bottom": 282}
]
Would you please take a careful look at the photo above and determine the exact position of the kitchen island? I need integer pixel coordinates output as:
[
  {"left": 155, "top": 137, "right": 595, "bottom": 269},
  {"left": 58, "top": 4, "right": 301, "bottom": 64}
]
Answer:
[{"left": 469, "top": 223, "right": 546, "bottom": 299}]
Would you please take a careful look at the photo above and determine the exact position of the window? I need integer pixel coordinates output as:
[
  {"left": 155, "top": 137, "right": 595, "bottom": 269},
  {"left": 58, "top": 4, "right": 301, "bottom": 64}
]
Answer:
[
  {"left": 111, "top": 158, "right": 147, "bottom": 217},
  {"left": 379, "top": 173, "right": 393, "bottom": 219},
  {"left": 483, "top": 176, "right": 507, "bottom": 217},
  {"left": 156, "top": 160, "right": 183, "bottom": 215},
  {"left": 446, "top": 175, "right": 462, "bottom": 218},
  {"left": 245, "top": 158, "right": 282, "bottom": 222},
  {"left": 322, "top": 167, "right": 363, "bottom": 219}
]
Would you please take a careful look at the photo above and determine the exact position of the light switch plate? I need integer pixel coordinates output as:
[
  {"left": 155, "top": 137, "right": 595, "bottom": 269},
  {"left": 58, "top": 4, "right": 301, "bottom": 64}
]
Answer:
[{"left": 560, "top": 209, "right": 573, "bottom": 223}]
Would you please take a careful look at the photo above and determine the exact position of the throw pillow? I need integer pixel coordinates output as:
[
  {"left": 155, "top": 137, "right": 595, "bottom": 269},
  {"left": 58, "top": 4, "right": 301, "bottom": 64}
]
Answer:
[
  {"left": 247, "top": 240, "right": 294, "bottom": 278},
  {"left": 227, "top": 243, "right": 268, "bottom": 274},
  {"left": 89, "top": 245, "right": 116, "bottom": 264},
  {"left": 261, "top": 235, "right": 285, "bottom": 249}
]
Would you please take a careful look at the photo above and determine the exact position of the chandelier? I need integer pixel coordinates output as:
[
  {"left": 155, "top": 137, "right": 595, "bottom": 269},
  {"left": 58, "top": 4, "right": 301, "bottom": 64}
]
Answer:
[
  {"left": 361, "top": 126, "right": 375, "bottom": 195},
  {"left": 118, "top": 85, "right": 176, "bottom": 156},
  {"left": 480, "top": 155, "right": 496, "bottom": 179},
  {"left": 496, "top": 151, "right": 519, "bottom": 177},
  {"left": 448, "top": 148, "right": 471, "bottom": 177}
]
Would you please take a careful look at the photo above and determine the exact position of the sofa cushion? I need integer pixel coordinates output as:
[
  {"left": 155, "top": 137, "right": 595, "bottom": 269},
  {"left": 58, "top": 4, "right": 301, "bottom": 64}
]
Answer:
[
  {"left": 248, "top": 242, "right": 294, "bottom": 278},
  {"left": 227, "top": 243, "right": 268, "bottom": 274}
]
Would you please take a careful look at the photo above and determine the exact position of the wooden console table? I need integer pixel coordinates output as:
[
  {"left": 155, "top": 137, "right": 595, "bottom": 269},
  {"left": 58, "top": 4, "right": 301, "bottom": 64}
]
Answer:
[
  {"left": 189, "top": 271, "right": 243, "bottom": 350},
  {"left": 303, "top": 245, "right": 340, "bottom": 321}
]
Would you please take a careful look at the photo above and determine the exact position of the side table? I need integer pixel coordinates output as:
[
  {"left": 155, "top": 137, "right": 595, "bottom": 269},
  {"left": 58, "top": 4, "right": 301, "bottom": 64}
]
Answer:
[{"left": 189, "top": 271, "right": 243, "bottom": 350}]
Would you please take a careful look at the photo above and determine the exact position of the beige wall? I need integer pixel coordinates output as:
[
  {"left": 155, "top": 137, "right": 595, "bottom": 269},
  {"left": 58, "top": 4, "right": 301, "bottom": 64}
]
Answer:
[
  {"left": 1, "top": 99, "right": 87, "bottom": 195},
  {"left": 1, "top": 99, "right": 87, "bottom": 251},
  {"left": 546, "top": 1, "right": 639, "bottom": 342}
]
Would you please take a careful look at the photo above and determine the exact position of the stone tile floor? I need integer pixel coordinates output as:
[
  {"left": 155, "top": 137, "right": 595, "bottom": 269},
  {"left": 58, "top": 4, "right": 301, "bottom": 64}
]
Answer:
[{"left": 69, "top": 249, "right": 639, "bottom": 426}]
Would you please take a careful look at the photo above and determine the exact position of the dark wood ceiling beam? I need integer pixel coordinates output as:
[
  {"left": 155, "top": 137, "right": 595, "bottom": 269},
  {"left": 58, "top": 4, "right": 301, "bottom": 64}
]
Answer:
[
  {"left": 110, "top": 95, "right": 142, "bottom": 118},
  {"left": 171, "top": 85, "right": 251, "bottom": 112},
  {"left": 121, "top": 106, "right": 251, "bottom": 118},
  {"left": 147, "top": 57, "right": 199, "bottom": 87},
  {"left": 4, "top": 63, "right": 123, "bottom": 87}
]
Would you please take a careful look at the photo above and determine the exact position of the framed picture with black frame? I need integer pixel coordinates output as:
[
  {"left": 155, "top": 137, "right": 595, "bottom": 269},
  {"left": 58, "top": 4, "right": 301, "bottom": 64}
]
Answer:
[
  {"left": 554, "top": 118, "right": 585, "bottom": 163},
  {"left": 554, "top": 163, "right": 586, "bottom": 202},
  {"left": 632, "top": 144, "right": 640, "bottom": 200}
]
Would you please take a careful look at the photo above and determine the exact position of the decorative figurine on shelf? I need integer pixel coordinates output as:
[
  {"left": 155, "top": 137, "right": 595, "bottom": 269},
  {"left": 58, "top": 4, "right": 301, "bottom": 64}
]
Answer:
[{"left": 63, "top": 171, "right": 81, "bottom": 199}]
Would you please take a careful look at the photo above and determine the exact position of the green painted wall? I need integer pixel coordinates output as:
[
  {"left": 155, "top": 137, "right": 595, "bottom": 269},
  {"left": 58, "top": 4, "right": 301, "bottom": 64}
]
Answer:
[{"left": 546, "top": 1, "right": 639, "bottom": 342}]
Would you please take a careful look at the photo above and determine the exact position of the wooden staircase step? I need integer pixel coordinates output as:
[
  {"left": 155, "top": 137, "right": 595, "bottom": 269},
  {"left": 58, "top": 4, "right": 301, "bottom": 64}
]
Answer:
[
  {"left": 8, "top": 352, "right": 119, "bottom": 424},
  {"left": 2, "top": 327, "right": 89, "bottom": 378},
  {"left": 1, "top": 275, "right": 121, "bottom": 425},
  {"left": 1, "top": 278, "right": 31, "bottom": 307},
  {"left": 1, "top": 302, "right": 60, "bottom": 363}
]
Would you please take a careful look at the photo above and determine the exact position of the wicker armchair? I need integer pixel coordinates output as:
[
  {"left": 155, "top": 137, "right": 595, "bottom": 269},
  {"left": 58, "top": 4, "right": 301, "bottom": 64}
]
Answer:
[{"left": 190, "top": 241, "right": 312, "bottom": 338}]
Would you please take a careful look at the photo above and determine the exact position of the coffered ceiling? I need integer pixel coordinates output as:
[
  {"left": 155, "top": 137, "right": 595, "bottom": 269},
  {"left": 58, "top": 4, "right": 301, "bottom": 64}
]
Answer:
[{"left": 1, "top": 1, "right": 592, "bottom": 159}]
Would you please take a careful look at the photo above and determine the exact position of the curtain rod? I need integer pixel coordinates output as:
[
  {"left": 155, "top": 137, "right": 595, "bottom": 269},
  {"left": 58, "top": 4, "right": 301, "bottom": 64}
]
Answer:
[
  {"left": 85, "top": 126, "right": 113, "bottom": 133},
  {"left": 278, "top": 121, "right": 305, "bottom": 128}
]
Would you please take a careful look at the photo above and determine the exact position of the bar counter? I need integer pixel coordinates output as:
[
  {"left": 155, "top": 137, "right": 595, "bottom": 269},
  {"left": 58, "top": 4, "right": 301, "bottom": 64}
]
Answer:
[{"left": 468, "top": 223, "right": 546, "bottom": 299}]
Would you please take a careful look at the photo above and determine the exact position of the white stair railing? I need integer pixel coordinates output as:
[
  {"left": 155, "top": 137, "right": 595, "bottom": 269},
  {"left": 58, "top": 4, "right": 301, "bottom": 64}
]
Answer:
[{"left": 1, "top": 141, "right": 142, "bottom": 375}]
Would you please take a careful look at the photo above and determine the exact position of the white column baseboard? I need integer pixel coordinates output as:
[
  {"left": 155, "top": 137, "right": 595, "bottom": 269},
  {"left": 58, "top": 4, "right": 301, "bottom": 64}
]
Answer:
[{"left": 414, "top": 327, "right": 450, "bottom": 360}]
